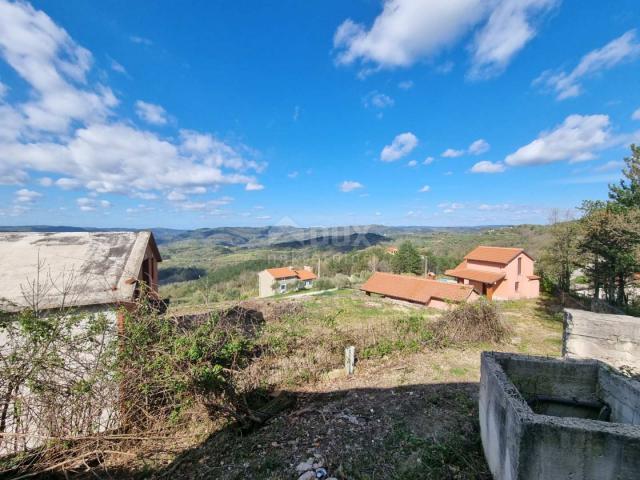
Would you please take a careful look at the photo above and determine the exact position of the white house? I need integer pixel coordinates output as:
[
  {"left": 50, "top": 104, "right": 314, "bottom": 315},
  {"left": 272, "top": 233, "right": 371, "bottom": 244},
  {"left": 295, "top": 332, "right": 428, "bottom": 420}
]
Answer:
[{"left": 258, "top": 266, "right": 317, "bottom": 298}]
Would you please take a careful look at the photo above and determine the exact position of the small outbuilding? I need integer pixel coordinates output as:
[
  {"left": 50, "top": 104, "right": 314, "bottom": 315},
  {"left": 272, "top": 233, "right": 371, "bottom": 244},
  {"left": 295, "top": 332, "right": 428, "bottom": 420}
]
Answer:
[
  {"left": 0, "top": 231, "right": 162, "bottom": 313},
  {"left": 360, "top": 272, "right": 477, "bottom": 310}
]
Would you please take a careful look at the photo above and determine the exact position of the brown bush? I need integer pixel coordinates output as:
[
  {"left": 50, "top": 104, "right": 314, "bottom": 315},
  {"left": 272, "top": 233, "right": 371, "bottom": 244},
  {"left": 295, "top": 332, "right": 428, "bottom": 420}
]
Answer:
[{"left": 433, "top": 299, "right": 509, "bottom": 345}]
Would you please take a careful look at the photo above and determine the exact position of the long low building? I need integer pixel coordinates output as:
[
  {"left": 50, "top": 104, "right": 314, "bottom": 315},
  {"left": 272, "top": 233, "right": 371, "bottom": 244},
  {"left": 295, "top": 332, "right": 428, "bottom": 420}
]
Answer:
[{"left": 360, "top": 272, "right": 478, "bottom": 310}]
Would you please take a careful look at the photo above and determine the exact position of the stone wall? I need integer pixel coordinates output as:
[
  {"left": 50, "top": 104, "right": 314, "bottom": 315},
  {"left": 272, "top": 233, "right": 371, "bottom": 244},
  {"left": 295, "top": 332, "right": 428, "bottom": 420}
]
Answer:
[{"left": 563, "top": 308, "right": 640, "bottom": 371}]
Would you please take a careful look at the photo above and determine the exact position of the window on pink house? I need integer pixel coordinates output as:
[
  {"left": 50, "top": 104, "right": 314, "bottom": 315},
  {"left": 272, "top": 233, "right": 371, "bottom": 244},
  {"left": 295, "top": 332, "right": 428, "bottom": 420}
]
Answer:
[
  {"left": 515, "top": 281, "right": 520, "bottom": 292},
  {"left": 517, "top": 257, "right": 522, "bottom": 275}
]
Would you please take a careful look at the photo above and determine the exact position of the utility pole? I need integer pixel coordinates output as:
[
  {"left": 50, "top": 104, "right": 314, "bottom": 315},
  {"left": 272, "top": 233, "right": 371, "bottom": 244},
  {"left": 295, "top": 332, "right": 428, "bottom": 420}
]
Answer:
[{"left": 424, "top": 256, "right": 428, "bottom": 277}]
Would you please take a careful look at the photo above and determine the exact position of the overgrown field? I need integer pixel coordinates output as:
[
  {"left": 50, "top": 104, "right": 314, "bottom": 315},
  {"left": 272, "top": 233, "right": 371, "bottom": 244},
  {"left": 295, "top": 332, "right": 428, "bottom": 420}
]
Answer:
[{"left": 52, "top": 290, "right": 561, "bottom": 480}]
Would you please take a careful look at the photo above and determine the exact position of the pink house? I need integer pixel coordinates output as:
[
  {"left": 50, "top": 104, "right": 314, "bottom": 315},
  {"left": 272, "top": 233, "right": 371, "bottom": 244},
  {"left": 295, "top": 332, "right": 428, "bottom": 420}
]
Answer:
[{"left": 445, "top": 246, "right": 540, "bottom": 300}]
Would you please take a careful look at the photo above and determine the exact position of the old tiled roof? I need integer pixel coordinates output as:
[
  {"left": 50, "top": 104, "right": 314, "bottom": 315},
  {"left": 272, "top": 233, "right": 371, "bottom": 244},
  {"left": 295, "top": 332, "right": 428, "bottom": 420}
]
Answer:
[
  {"left": 0, "top": 231, "right": 160, "bottom": 312},
  {"left": 444, "top": 267, "right": 505, "bottom": 284},
  {"left": 360, "top": 272, "right": 474, "bottom": 304},
  {"left": 294, "top": 269, "right": 317, "bottom": 281},
  {"left": 464, "top": 246, "right": 530, "bottom": 264},
  {"left": 266, "top": 267, "right": 316, "bottom": 281}
]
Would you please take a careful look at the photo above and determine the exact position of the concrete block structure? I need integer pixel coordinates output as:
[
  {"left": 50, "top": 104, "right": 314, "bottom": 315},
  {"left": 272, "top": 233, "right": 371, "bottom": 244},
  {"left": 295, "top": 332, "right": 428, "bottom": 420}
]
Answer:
[
  {"left": 446, "top": 246, "right": 539, "bottom": 300},
  {"left": 480, "top": 352, "right": 640, "bottom": 480},
  {"left": 563, "top": 308, "right": 640, "bottom": 371}
]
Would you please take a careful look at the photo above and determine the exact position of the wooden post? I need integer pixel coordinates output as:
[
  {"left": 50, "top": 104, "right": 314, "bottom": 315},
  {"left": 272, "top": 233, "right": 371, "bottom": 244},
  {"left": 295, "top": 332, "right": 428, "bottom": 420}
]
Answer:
[{"left": 344, "top": 346, "right": 355, "bottom": 375}]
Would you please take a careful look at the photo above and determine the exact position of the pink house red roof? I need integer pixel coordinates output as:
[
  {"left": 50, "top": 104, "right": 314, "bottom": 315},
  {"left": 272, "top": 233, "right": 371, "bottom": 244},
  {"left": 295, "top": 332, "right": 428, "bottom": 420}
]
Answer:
[
  {"left": 464, "top": 246, "right": 531, "bottom": 265},
  {"left": 360, "top": 272, "right": 474, "bottom": 304},
  {"left": 444, "top": 267, "right": 505, "bottom": 284}
]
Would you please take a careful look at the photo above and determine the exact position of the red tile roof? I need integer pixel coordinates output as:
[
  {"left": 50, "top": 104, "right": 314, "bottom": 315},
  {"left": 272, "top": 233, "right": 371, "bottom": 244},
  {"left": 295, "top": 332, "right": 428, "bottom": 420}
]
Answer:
[
  {"left": 360, "top": 272, "right": 474, "bottom": 304},
  {"left": 265, "top": 267, "right": 316, "bottom": 281},
  {"left": 445, "top": 267, "right": 505, "bottom": 284},
  {"left": 464, "top": 246, "right": 529, "bottom": 265}
]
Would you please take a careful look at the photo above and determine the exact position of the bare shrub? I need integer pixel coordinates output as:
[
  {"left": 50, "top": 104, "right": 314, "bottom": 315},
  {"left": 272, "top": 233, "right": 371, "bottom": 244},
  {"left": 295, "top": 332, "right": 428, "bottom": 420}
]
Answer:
[{"left": 433, "top": 299, "right": 509, "bottom": 345}]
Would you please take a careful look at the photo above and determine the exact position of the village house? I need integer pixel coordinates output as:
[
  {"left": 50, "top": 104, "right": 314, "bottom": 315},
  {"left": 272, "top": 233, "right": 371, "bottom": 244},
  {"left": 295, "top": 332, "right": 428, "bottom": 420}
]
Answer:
[
  {"left": 386, "top": 246, "right": 398, "bottom": 255},
  {"left": 445, "top": 246, "right": 539, "bottom": 300},
  {"left": 360, "top": 271, "right": 478, "bottom": 310},
  {"left": 0, "top": 231, "right": 162, "bottom": 314},
  {"left": 258, "top": 266, "right": 317, "bottom": 297}
]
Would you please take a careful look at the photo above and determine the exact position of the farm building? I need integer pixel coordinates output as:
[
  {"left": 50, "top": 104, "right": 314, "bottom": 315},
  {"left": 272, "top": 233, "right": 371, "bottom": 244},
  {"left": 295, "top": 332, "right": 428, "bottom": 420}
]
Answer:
[
  {"left": 360, "top": 272, "right": 478, "bottom": 310},
  {"left": 258, "top": 266, "right": 317, "bottom": 297},
  {"left": 445, "top": 246, "right": 539, "bottom": 300},
  {"left": 0, "top": 231, "right": 162, "bottom": 313}
]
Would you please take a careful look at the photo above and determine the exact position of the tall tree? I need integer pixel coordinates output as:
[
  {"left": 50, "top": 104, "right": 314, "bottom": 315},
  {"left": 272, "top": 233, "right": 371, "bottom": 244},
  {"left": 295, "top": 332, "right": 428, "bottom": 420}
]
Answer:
[
  {"left": 609, "top": 144, "right": 640, "bottom": 208},
  {"left": 541, "top": 209, "right": 579, "bottom": 292},
  {"left": 392, "top": 241, "right": 423, "bottom": 275}
]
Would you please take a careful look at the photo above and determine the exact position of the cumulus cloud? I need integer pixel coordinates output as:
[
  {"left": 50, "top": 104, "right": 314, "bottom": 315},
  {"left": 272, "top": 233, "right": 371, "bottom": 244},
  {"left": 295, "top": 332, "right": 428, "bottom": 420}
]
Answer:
[
  {"left": 423, "top": 156, "right": 434, "bottom": 165},
  {"left": 442, "top": 148, "right": 464, "bottom": 158},
  {"left": 76, "top": 196, "right": 110, "bottom": 212},
  {"left": 398, "top": 80, "right": 414, "bottom": 90},
  {"left": 333, "top": 0, "right": 555, "bottom": 78},
  {"left": 135, "top": 100, "right": 168, "bottom": 125},
  {"left": 471, "top": 160, "right": 506, "bottom": 173},
  {"left": 380, "top": 132, "right": 418, "bottom": 161},
  {"left": 419, "top": 185, "right": 431, "bottom": 192},
  {"left": 505, "top": 114, "right": 611, "bottom": 166},
  {"left": 245, "top": 182, "right": 264, "bottom": 191},
  {"left": 339, "top": 180, "right": 364, "bottom": 192},
  {"left": 0, "top": 1, "right": 265, "bottom": 208},
  {"left": 535, "top": 30, "right": 640, "bottom": 100},
  {"left": 15, "top": 188, "right": 41, "bottom": 203},
  {"left": 407, "top": 160, "right": 417, "bottom": 167},
  {"left": 363, "top": 91, "right": 395, "bottom": 110},
  {"left": 468, "top": 138, "right": 490, "bottom": 155},
  {"left": 632, "top": 108, "right": 640, "bottom": 121},
  {"left": 469, "top": 0, "right": 558, "bottom": 79}
]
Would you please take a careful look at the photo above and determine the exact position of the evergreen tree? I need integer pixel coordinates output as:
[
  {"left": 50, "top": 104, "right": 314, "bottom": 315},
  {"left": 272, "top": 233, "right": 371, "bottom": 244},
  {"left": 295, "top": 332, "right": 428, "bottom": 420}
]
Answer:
[
  {"left": 609, "top": 144, "right": 640, "bottom": 208},
  {"left": 392, "top": 241, "right": 423, "bottom": 275}
]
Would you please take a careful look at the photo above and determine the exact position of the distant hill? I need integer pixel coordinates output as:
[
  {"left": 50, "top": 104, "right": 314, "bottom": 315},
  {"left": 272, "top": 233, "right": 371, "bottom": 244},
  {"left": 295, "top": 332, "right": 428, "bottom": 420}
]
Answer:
[{"left": 272, "top": 232, "right": 388, "bottom": 252}]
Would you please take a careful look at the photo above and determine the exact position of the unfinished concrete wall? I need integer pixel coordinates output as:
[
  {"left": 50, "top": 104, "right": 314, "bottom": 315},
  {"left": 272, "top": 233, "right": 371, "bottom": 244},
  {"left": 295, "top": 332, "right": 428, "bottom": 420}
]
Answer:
[
  {"left": 563, "top": 308, "right": 640, "bottom": 371},
  {"left": 480, "top": 352, "right": 640, "bottom": 480}
]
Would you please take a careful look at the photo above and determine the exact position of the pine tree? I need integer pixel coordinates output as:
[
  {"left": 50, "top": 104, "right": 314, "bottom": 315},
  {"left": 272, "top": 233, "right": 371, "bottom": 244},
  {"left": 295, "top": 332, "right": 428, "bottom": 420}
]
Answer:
[{"left": 609, "top": 144, "right": 640, "bottom": 208}]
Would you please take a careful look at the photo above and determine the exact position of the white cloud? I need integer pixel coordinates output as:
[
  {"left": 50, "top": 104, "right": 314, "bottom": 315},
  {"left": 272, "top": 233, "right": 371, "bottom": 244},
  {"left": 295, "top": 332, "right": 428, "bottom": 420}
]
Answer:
[
  {"left": 398, "top": 80, "right": 414, "bottom": 90},
  {"left": 333, "top": 0, "right": 555, "bottom": 78},
  {"left": 38, "top": 177, "right": 53, "bottom": 186},
  {"left": 407, "top": 160, "right": 417, "bottom": 167},
  {"left": 293, "top": 105, "right": 300, "bottom": 121},
  {"left": 593, "top": 160, "right": 624, "bottom": 173},
  {"left": 423, "top": 156, "right": 434, "bottom": 165},
  {"left": 245, "top": 182, "right": 264, "bottom": 191},
  {"left": 167, "top": 190, "right": 186, "bottom": 202},
  {"left": 469, "top": 0, "right": 558, "bottom": 79},
  {"left": 109, "top": 58, "right": 127, "bottom": 74},
  {"left": 130, "top": 35, "right": 152, "bottom": 46},
  {"left": 535, "top": 30, "right": 640, "bottom": 100},
  {"left": 55, "top": 177, "right": 81, "bottom": 190},
  {"left": 471, "top": 160, "right": 506, "bottom": 173},
  {"left": 339, "top": 180, "right": 364, "bottom": 192},
  {"left": 505, "top": 114, "right": 611, "bottom": 166},
  {"left": 287, "top": 171, "right": 299, "bottom": 179},
  {"left": 0, "top": 80, "right": 7, "bottom": 98},
  {"left": 442, "top": 148, "right": 464, "bottom": 158},
  {"left": 468, "top": 138, "right": 490, "bottom": 155},
  {"left": 632, "top": 108, "right": 640, "bottom": 121},
  {"left": 76, "top": 196, "right": 110, "bottom": 212},
  {"left": 135, "top": 100, "right": 168, "bottom": 125},
  {"left": 364, "top": 91, "right": 394, "bottom": 109},
  {"left": 15, "top": 188, "right": 41, "bottom": 203},
  {"left": 381, "top": 132, "right": 418, "bottom": 161},
  {"left": 333, "top": 0, "right": 487, "bottom": 70},
  {"left": 419, "top": 185, "right": 431, "bottom": 192},
  {"left": 256, "top": 215, "right": 271, "bottom": 220},
  {"left": 0, "top": 1, "right": 266, "bottom": 211}
]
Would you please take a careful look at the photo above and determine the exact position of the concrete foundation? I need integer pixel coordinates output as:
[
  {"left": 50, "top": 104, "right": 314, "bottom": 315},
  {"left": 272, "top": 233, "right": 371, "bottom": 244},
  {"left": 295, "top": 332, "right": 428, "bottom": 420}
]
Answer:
[
  {"left": 479, "top": 352, "right": 640, "bottom": 480},
  {"left": 563, "top": 308, "right": 640, "bottom": 371}
]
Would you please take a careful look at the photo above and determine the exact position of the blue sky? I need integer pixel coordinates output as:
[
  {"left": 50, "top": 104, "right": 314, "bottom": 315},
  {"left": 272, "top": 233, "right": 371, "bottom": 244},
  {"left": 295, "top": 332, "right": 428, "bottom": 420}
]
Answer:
[{"left": 0, "top": 0, "right": 639, "bottom": 229}]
